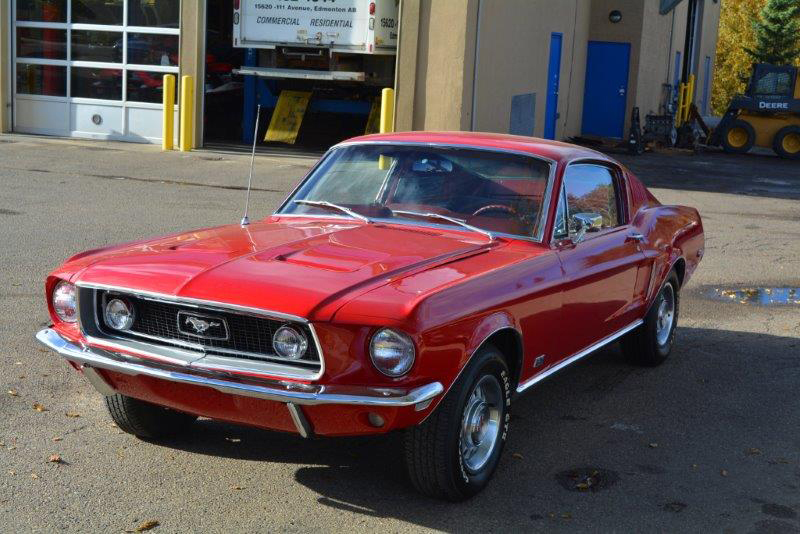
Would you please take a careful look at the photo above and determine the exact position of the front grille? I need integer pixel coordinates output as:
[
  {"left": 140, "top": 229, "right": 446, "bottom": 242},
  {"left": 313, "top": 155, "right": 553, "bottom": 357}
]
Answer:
[{"left": 92, "top": 290, "right": 320, "bottom": 368}]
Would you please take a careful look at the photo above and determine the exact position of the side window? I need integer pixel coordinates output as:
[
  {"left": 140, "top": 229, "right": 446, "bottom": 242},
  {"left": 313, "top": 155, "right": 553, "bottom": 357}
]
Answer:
[{"left": 563, "top": 164, "right": 622, "bottom": 234}]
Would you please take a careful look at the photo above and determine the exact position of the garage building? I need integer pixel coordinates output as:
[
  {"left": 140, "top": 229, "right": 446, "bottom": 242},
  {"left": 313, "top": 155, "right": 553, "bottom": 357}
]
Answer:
[{"left": 0, "top": 0, "right": 720, "bottom": 148}]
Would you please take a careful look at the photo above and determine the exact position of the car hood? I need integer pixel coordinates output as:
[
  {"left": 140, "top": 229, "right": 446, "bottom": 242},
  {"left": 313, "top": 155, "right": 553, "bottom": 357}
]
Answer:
[{"left": 70, "top": 218, "right": 496, "bottom": 321}]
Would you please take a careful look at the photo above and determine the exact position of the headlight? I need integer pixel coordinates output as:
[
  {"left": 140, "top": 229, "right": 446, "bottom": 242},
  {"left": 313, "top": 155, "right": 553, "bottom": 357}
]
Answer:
[
  {"left": 369, "top": 328, "right": 415, "bottom": 377},
  {"left": 52, "top": 281, "right": 77, "bottom": 323},
  {"left": 104, "top": 298, "right": 135, "bottom": 331},
  {"left": 273, "top": 325, "right": 308, "bottom": 360}
]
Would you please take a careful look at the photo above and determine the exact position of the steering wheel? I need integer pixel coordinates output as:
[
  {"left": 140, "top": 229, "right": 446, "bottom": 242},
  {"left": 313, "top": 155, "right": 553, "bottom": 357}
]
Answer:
[{"left": 472, "top": 204, "right": 518, "bottom": 217}]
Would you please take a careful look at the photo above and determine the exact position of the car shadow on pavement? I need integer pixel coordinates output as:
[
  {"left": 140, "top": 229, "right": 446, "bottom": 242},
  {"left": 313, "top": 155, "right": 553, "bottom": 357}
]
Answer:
[{"left": 152, "top": 326, "right": 800, "bottom": 532}]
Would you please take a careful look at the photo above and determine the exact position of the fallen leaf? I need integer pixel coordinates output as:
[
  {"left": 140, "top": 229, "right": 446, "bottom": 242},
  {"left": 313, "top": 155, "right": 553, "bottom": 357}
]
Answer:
[
  {"left": 691, "top": 464, "right": 698, "bottom": 469},
  {"left": 7, "top": 470, "right": 15, "bottom": 476},
  {"left": 52, "top": 437, "right": 62, "bottom": 442},
  {"left": 33, "top": 403, "right": 47, "bottom": 412},
  {"left": 48, "top": 454, "right": 63, "bottom": 464},
  {"left": 512, "top": 453, "right": 524, "bottom": 460},
  {"left": 648, "top": 443, "right": 658, "bottom": 448},
  {"left": 575, "top": 482, "right": 591, "bottom": 490},
  {"left": 745, "top": 447, "right": 762, "bottom": 456},
  {"left": 7, "top": 390, "right": 19, "bottom": 397},
  {"left": 135, "top": 520, "right": 159, "bottom": 532},
  {"left": 15, "top": 361, "right": 23, "bottom": 365},
  {"left": 561, "top": 512, "right": 572, "bottom": 519},
  {"left": 7, "top": 446, "right": 16, "bottom": 451},
  {"left": 30, "top": 473, "right": 39, "bottom": 479},
  {"left": 65, "top": 412, "right": 80, "bottom": 418},
  {"left": 230, "top": 485, "right": 244, "bottom": 491},
  {"left": 0, "top": 441, "right": 4, "bottom": 447},
  {"left": 720, "top": 469, "right": 728, "bottom": 477}
]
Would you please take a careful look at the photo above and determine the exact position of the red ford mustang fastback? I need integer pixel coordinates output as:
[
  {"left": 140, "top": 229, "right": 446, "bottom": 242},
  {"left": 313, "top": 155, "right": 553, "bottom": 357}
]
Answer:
[{"left": 38, "top": 132, "right": 703, "bottom": 500}]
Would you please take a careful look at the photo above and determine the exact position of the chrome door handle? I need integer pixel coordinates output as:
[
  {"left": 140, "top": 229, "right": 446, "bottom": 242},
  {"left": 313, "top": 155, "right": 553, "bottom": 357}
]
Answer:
[{"left": 626, "top": 233, "right": 645, "bottom": 243}]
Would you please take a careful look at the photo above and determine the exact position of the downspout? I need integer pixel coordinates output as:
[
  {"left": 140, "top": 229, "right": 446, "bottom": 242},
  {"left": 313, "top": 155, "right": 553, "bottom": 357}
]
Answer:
[{"left": 470, "top": 0, "right": 483, "bottom": 131}]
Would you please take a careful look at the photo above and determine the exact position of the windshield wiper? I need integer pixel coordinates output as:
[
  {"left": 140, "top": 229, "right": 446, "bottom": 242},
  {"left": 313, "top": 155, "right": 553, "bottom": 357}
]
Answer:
[
  {"left": 294, "top": 200, "right": 372, "bottom": 223},
  {"left": 392, "top": 210, "right": 496, "bottom": 242}
]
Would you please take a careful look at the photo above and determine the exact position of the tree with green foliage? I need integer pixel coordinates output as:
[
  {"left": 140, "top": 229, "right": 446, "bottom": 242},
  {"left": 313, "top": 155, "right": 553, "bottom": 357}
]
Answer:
[
  {"left": 712, "top": 0, "right": 765, "bottom": 114},
  {"left": 746, "top": 0, "right": 800, "bottom": 65}
]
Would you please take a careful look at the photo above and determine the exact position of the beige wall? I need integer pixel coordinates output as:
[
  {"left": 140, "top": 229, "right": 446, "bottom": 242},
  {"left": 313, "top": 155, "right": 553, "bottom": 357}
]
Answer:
[
  {"left": 396, "top": 0, "right": 477, "bottom": 131},
  {"left": 637, "top": 0, "right": 678, "bottom": 116},
  {"left": 0, "top": 1, "right": 10, "bottom": 133},
  {"left": 470, "top": 0, "right": 590, "bottom": 139},
  {"left": 695, "top": 0, "right": 721, "bottom": 114},
  {"left": 180, "top": 2, "right": 206, "bottom": 148}
]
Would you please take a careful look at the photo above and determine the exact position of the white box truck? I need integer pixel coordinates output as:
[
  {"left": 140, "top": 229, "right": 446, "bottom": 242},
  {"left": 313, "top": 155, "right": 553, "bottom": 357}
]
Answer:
[
  {"left": 233, "top": 0, "right": 398, "bottom": 86},
  {"left": 234, "top": 0, "right": 399, "bottom": 54}
]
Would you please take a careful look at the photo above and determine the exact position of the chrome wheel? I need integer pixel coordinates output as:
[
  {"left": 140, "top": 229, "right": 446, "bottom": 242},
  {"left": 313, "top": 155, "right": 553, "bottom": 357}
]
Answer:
[
  {"left": 655, "top": 283, "right": 676, "bottom": 346},
  {"left": 459, "top": 374, "right": 503, "bottom": 473}
]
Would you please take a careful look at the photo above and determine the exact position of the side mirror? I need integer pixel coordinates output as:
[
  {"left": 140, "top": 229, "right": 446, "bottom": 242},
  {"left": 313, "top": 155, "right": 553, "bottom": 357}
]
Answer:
[{"left": 569, "top": 212, "right": 603, "bottom": 243}]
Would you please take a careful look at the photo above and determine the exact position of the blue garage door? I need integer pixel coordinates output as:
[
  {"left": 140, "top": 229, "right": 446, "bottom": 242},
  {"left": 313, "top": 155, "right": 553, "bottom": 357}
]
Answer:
[{"left": 581, "top": 41, "right": 631, "bottom": 139}]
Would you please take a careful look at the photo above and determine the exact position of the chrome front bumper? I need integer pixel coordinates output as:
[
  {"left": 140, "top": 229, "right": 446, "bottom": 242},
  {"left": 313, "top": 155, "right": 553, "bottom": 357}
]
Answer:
[{"left": 36, "top": 328, "right": 443, "bottom": 436}]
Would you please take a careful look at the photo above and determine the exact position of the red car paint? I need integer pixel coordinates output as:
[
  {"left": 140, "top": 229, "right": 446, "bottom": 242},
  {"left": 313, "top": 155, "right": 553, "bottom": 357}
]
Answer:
[{"left": 43, "top": 132, "right": 704, "bottom": 437}]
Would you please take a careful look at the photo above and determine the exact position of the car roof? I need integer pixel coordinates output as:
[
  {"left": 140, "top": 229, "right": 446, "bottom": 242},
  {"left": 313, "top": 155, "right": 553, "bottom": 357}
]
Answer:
[{"left": 340, "top": 131, "right": 613, "bottom": 164}]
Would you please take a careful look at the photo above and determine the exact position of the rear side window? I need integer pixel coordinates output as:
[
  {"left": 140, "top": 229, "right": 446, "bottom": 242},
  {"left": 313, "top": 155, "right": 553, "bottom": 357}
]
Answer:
[{"left": 563, "top": 164, "right": 622, "bottom": 229}]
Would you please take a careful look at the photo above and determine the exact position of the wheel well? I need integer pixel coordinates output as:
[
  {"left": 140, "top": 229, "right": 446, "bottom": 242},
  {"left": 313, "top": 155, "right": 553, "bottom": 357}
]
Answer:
[
  {"left": 673, "top": 258, "right": 686, "bottom": 288},
  {"left": 482, "top": 329, "right": 524, "bottom": 390}
]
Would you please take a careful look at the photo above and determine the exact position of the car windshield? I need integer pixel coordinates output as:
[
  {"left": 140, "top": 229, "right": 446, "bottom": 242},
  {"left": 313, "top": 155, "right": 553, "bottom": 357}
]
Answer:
[{"left": 277, "top": 144, "right": 552, "bottom": 240}]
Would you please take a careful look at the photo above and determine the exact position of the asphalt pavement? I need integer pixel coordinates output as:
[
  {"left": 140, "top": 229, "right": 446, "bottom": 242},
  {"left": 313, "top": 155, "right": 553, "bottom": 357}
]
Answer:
[{"left": 0, "top": 135, "right": 798, "bottom": 533}]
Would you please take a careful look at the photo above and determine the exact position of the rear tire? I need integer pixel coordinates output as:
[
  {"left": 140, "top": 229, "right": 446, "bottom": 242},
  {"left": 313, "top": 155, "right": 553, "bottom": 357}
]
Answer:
[
  {"left": 404, "top": 345, "right": 511, "bottom": 501},
  {"left": 105, "top": 394, "right": 197, "bottom": 439},
  {"left": 772, "top": 125, "right": 800, "bottom": 160},
  {"left": 720, "top": 119, "right": 755, "bottom": 154},
  {"left": 622, "top": 271, "right": 680, "bottom": 367}
]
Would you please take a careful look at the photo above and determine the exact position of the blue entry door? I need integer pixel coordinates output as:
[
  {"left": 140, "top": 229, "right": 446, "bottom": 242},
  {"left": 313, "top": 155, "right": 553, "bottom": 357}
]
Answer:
[
  {"left": 581, "top": 41, "right": 631, "bottom": 138},
  {"left": 544, "top": 33, "right": 563, "bottom": 140}
]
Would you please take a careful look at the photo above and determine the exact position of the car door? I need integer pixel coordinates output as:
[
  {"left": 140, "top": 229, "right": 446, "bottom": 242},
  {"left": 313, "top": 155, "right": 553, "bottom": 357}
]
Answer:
[{"left": 553, "top": 163, "right": 646, "bottom": 358}]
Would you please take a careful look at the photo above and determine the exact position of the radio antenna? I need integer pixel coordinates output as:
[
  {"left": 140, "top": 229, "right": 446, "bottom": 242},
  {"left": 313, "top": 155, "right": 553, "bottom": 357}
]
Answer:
[{"left": 241, "top": 104, "right": 261, "bottom": 226}]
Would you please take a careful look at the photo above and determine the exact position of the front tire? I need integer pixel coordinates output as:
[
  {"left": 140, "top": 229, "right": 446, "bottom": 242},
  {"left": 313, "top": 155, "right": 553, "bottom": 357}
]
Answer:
[
  {"left": 622, "top": 271, "right": 680, "bottom": 366},
  {"left": 105, "top": 394, "right": 197, "bottom": 439},
  {"left": 404, "top": 345, "right": 511, "bottom": 501},
  {"left": 720, "top": 119, "right": 755, "bottom": 154}
]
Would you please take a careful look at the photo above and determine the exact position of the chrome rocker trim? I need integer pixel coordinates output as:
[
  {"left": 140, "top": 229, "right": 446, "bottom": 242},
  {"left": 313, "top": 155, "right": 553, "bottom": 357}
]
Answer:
[
  {"left": 515, "top": 319, "right": 644, "bottom": 394},
  {"left": 36, "top": 328, "right": 444, "bottom": 437}
]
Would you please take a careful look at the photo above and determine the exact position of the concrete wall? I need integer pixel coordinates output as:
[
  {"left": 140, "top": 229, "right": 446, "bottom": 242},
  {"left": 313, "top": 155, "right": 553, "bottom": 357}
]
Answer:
[
  {"left": 180, "top": 2, "right": 206, "bottom": 148},
  {"left": 470, "top": 0, "right": 590, "bottom": 139},
  {"left": 395, "top": 0, "right": 477, "bottom": 131},
  {"left": 0, "top": 1, "right": 10, "bottom": 133},
  {"left": 695, "top": 0, "right": 721, "bottom": 115}
]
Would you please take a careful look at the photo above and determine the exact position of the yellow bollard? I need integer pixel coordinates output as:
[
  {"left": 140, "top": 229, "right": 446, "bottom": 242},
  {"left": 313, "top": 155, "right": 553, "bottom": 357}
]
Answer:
[
  {"left": 162, "top": 74, "right": 175, "bottom": 151},
  {"left": 179, "top": 75, "right": 194, "bottom": 152},
  {"left": 686, "top": 74, "right": 696, "bottom": 121},
  {"left": 379, "top": 87, "right": 395, "bottom": 134},
  {"left": 675, "top": 83, "right": 685, "bottom": 127},
  {"left": 378, "top": 88, "right": 395, "bottom": 170}
]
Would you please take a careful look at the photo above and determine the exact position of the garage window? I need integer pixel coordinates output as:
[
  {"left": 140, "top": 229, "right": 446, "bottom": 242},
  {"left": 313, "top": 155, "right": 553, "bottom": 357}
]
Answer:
[{"left": 13, "top": 0, "right": 180, "bottom": 141}]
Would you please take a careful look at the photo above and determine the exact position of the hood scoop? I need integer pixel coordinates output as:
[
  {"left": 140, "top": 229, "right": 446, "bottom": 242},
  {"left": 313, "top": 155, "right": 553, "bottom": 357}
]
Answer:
[{"left": 274, "top": 243, "right": 391, "bottom": 273}]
